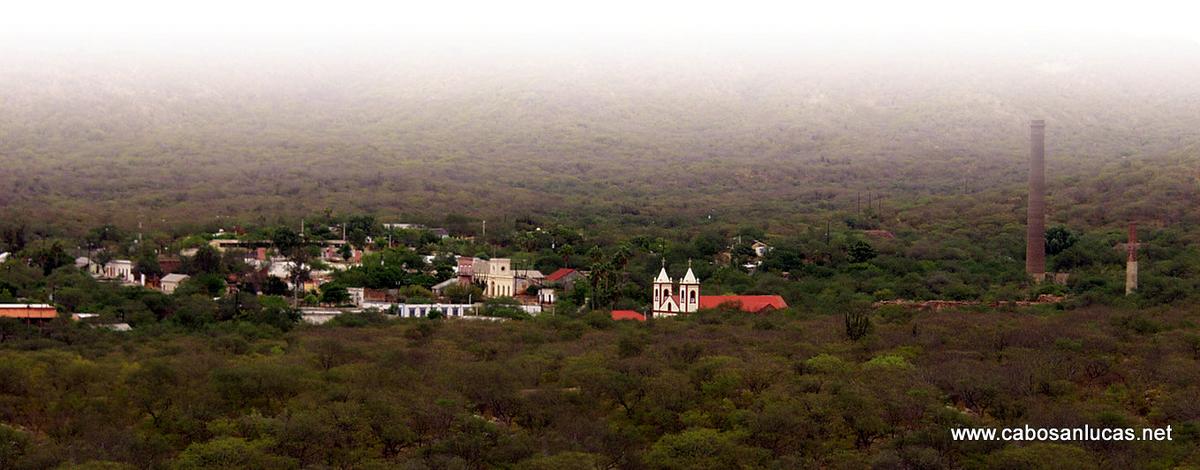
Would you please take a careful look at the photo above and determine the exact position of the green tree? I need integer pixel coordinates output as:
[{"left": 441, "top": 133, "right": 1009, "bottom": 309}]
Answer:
[
  {"left": 644, "top": 428, "right": 768, "bottom": 470},
  {"left": 189, "top": 245, "right": 222, "bottom": 275},
  {"left": 320, "top": 285, "right": 351, "bottom": 305},
  {"left": 173, "top": 437, "right": 297, "bottom": 470},
  {"left": 0, "top": 424, "right": 29, "bottom": 469},
  {"left": 250, "top": 295, "right": 300, "bottom": 331},
  {"left": 20, "top": 239, "right": 73, "bottom": 275},
  {"left": 398, "top": 285, "right": 434, "bottom": 303},
  {"left": 848, "top": 240, "right": 877, "bottom": 263},
  {"left": 443, "top": 282, "right": 483, "bottom": 304},
  {"left": 171, "top": 295, "right": 217, "bottom": 329},
  {"left": 135, "top": 250, "right": 163, "bottom": 278},
  {"left": 176, "top": 273, "right": 227, "bottom": 297},
  {"left": 1044, "top": 226, "right": 1079, "bottom": 256}
]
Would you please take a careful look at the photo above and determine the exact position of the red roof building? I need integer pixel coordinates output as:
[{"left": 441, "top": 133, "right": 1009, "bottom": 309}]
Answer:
[
  {"left": 611, "top": 310, "right": 646, "bottom": 321},
  {"left": 545, "top": 268, "right": 578, "bottom": 283},
  {"left": 545, "top": 268, "right": 585, "bottom": 290},
  {"left": 697, "top": 295, "right": 788, "bottom": 313},
  {"left": 0, "top": 304, "right": 59, "bottom": 321}
]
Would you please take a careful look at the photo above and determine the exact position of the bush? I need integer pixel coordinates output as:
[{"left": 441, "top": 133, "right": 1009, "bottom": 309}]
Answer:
[
  {"left": 845, "top": 307, "right": 871, "bottom": 341},
  {"left": 327, "top": 310, "right": 389, "bottom": 328}
]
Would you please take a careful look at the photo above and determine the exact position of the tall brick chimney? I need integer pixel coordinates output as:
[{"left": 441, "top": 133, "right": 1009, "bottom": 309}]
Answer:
[{"left": 1026, "top": 120, "right": 1046, "bottom": 281}]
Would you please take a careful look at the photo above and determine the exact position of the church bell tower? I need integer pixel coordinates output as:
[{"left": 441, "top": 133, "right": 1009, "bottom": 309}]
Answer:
[{"left": 652, "top": 260, "right": 699, "bottom": 317}]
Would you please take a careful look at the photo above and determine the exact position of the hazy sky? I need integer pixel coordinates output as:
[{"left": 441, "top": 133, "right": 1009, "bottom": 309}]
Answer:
[{"left": 3, "top": 0, "right": 1199, "bottom": 44}]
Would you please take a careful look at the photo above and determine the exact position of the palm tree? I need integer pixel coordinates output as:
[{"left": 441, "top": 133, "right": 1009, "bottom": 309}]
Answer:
[{"left": 557, "top": 244, "right": 574, "bottom": 266}]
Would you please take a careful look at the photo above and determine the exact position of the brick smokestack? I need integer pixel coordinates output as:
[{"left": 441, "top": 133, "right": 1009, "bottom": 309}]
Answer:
[
  {"left": 1026, "top": 120, "right": 1046, "bottom": 281},
  {"left": 1126, "top": 223, "right": 1138, "bottom": 295}
]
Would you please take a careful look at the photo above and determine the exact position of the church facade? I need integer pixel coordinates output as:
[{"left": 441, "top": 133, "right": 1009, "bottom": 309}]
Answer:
[
  {"left": 652, "top": 263, "right": 700, "bottom": 317},
  {"left": 651, "top": 261, "right": 790, "bottom": 317}
]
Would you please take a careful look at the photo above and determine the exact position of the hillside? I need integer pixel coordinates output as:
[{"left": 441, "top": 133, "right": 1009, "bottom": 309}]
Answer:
[{"left": 2, "top": 35, "right": 1199, "bottom": 238}]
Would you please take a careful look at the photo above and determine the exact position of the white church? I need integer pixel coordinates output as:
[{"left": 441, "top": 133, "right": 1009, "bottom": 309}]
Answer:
[
  {"left": 652, "top": 261, "right": 700, "bottom": 317},
  {"left": 646, "top": 261, "right": 790, "bottom": 318}
]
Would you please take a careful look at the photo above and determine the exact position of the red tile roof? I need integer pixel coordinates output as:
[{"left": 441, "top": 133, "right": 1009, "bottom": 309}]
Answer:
[
  {"left": 545, "top": 268, "right": 578, "bottom": 283},
  {"left": 611, "top": 310, "right": 646, "bottom": 321},
  {"left": 698, "top": 295, "right": 788, "bottom": 313}
]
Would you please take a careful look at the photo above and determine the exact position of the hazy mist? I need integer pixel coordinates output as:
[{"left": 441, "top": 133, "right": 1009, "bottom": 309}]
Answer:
[{"left": 3, "top": 4, "right": 1200, "bottom": 232}]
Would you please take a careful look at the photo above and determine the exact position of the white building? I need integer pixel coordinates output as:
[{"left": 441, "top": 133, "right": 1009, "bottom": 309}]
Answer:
[
  {"left": 383, "top": 223, "right": 424, "bottom": 230},
  {"left": 360, "top": 301, "right": 476, "bottom": 318},
  {"left": 538, "top": 288, "right": 556, "bottom": 305},
  {"left": 102, "top": 260, "right": 138, "bottom": 284},
  {"left": 751, "top": 240, "right": 772, "bottom": 258},
  {"left": 652, "top": 262, "right": 700, "bottom": 317},
  {"left": 300, "top": 303, "right": 479, "bottom": 324},
  {"left": 388, "top": 303, "right": 475, "bottom": 318},
  {"left": 160, "top": 274, "right": 190, "bottom": 294}
]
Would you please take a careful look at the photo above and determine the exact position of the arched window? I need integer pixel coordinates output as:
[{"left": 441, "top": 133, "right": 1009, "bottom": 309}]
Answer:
[{"left": 690, "top": 291, "right": 696, "bottom": 302}]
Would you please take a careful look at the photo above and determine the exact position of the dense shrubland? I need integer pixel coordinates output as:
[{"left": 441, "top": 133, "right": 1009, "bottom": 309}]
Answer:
[{"left": 1, "top": 304, "right": 1199, "bottom": 468}]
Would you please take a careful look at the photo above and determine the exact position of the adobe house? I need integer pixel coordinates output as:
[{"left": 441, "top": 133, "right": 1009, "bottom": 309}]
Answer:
[{"left": 0, "top": 304, "right": 59, "bottom": 323}]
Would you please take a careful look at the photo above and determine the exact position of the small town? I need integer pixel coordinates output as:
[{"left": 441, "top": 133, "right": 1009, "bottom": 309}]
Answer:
[{"left": 0, "top": 217, "right": 794, "bottom": 330}]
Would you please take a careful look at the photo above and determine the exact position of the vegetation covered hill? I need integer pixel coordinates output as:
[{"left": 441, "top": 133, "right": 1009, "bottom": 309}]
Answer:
[
  {"left": 2, "top": 35, "right": 1199, "bottom": 239},
  {"left": 1, "top": 305, "right": 1198, "bottom": 469}
]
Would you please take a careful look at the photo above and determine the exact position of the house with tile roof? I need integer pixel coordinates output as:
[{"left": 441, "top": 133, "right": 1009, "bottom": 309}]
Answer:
[
  {"left": 544, "top": 268, "right": 583, "bottom": 286},
  {"left": 698, "top": 295, "right": 788, "bottom": 313},
  {"left": 0, "top": 304, "right": 58, "bottom": 322},
  {"left": 611, "top": 310, "right": 646, "bottom": 321}
]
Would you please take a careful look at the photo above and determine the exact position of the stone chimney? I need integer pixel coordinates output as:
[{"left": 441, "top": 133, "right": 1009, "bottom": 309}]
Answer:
[
  {"left": 1026, "top": 120, "right": 1046, "bottom": 281},
  {"left": 1126, "top": 223, "right": 1138, "bottom": 295}
]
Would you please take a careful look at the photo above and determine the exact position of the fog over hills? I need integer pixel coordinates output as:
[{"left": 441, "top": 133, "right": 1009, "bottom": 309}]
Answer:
[{"left": 1, "top": 33, "right": 1198, "bottom": 234}]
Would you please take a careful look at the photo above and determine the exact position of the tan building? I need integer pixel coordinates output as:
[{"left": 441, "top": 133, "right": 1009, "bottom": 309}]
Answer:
[{"left": 475, "top": 258, "right": 516, "bottom": 298}]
